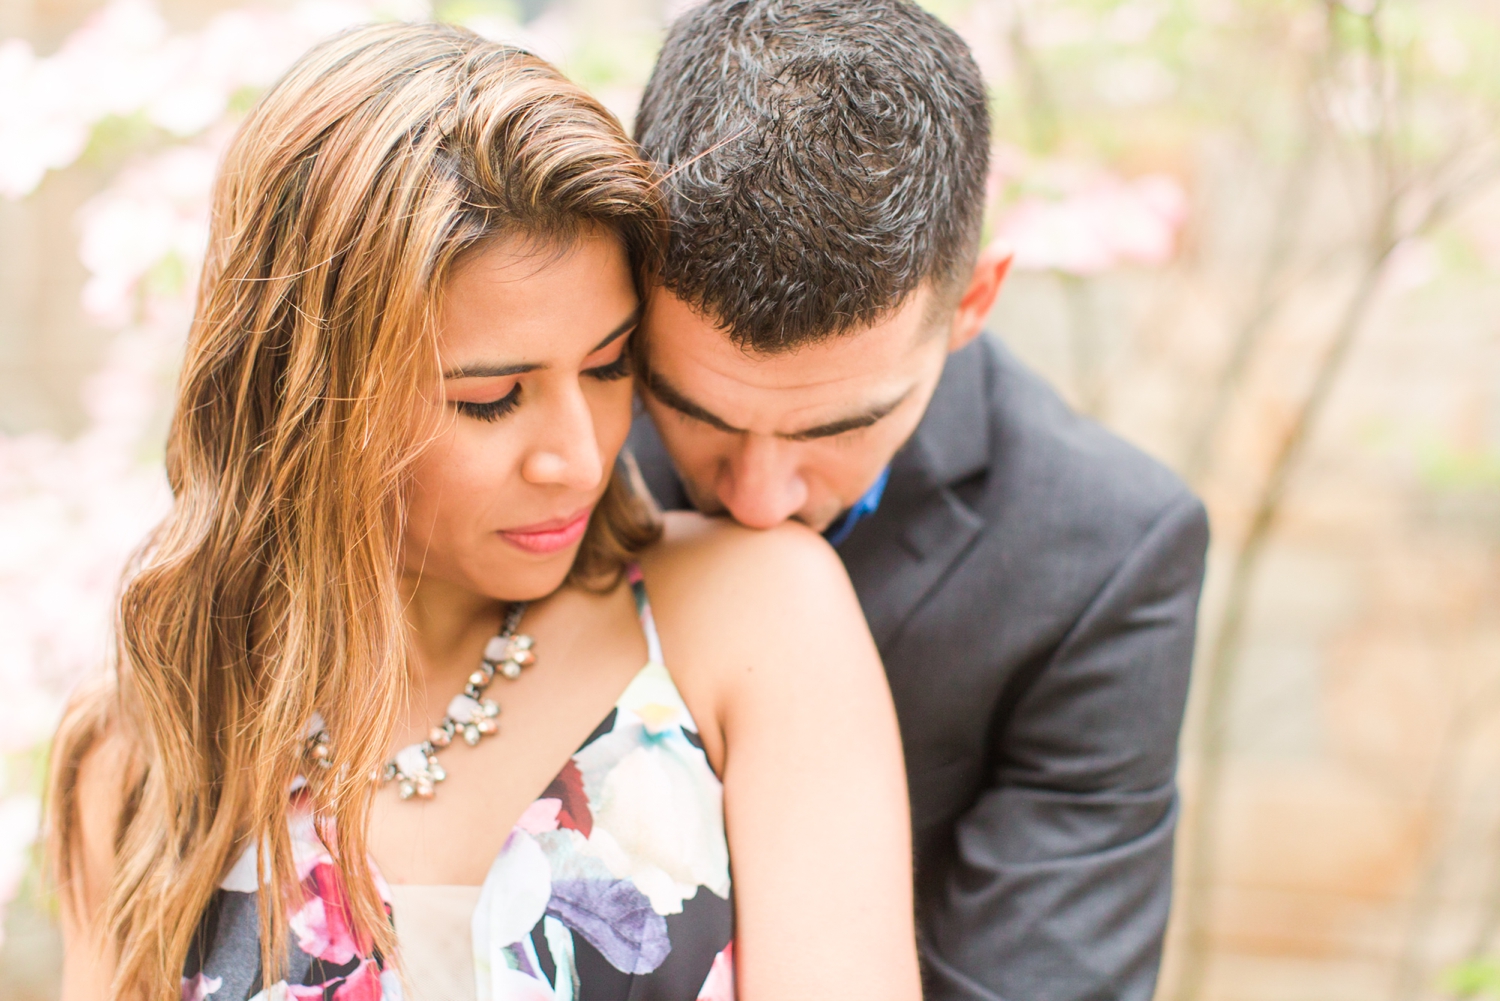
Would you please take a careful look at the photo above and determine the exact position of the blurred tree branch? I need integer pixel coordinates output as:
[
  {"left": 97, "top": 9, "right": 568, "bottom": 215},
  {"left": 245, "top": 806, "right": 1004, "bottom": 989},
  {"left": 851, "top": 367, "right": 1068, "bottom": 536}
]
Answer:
[
  {"left": 1004, "top": 0, "right": 1110, "bottom": 415},
  {"left": 1060, "top": 273, "right": 1106, "bottom": 416},
  {"left": 1182, "top": 103, "right": 1318, "bottom": 483},
  {"left": 1005, "top": 1, "right": 1060, "bottom": 155},
  {"left": 1393, "top": 682, "right": 1500, "bottom": 1001},
  {"left": 1171, "top": 0, "right": 1500, "bottom": 996}
]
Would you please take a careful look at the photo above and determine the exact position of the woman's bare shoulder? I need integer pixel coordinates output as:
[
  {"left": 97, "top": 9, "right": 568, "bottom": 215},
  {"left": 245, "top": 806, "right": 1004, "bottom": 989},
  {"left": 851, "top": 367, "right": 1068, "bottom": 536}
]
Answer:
[
  {"left": 635, "top": 512, "right": 874, "bottom": 679},
  {"left": 51, "top": 683, "right": 137, "bottom": 919},
  {"left": 53, "top": 688, "right": 134, "bottom": 1001},
  {"left": 73, "top": 723, "right": 134, "bottom": 829},
  {"left": 643, "top": 511, "right": 846, "bottom": 586}
]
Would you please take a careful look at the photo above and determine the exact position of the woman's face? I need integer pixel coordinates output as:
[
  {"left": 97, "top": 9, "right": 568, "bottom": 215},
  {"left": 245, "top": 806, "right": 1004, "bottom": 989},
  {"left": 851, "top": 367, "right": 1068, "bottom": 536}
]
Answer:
[{"left": 403, "top": 229, "right": 639, "bottom": 601}]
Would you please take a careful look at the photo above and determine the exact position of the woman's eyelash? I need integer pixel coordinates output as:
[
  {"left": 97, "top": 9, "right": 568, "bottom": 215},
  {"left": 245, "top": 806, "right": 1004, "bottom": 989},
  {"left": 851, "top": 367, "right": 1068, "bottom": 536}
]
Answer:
[
  {"left": 455, "top": 384, "right": 521, "bottom": 422},
  {"left": 585, "top": 351, "right": 632, "bottom": 381},
  {"left": 454, "top": 348, "right": 628, "bottom": 420}
]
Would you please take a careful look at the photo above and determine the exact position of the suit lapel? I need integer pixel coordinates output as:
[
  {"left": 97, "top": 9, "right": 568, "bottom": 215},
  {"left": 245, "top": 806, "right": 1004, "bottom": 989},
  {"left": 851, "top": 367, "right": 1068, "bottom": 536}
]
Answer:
[{"left": 840, "top": 339, "right": 992, "bottom": 651}]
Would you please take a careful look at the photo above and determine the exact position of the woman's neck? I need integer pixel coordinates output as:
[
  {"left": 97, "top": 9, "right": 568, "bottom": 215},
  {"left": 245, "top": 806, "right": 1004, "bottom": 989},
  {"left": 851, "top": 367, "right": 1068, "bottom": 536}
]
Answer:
[{"left": 400, "top": 574, "right": 505, "bottom": 691}]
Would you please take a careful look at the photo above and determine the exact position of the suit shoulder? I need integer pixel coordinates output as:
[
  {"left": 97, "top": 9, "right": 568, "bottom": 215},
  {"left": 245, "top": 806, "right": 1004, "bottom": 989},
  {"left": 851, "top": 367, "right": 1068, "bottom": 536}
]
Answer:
[{"left": 978, "top": 336, "right": 1200, "bottom": 532}]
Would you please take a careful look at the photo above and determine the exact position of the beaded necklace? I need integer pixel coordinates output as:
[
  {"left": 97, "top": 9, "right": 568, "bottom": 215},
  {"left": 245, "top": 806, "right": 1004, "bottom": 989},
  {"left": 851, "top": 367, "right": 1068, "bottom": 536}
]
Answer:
[{"left": 304, "top": 602, "right": 535, "bottom": 800}]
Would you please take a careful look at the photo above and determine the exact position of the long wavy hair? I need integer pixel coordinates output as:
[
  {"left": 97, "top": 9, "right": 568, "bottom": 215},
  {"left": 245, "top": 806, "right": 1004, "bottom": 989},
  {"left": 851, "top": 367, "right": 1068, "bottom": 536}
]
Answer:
[{"left": 45, "top": 22, "right": 663, "bottom": 997}]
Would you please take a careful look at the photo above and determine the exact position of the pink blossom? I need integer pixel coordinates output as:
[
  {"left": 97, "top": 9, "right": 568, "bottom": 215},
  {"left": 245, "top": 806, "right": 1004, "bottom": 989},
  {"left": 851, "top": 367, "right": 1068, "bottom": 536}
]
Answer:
[
  {"left": 0, "top": 425, "right": 171, "bottom": 751},
  {"left": 993, "top": 171, "right": 1188, "bottom": 276},
  {"left": 272, "top": 958, "right": 394, "bottom": 1000},
  {"left": 0, "top": 0, "right": 169, "bottom": 198},
  {"left": 1380, "top": 237, "right": 1441, "bottom": 295},
  {"left": 0, "top": 0, "right": 426, "bottom": 759},
  {"left": 1, "top": 0, "right": 430, "bottom": 200},
  {"left": 0, "top": 796, "right": 41, "bottom": 951},
  {"left": 77, "top": 141, "right": 220, "bottom": 324}
]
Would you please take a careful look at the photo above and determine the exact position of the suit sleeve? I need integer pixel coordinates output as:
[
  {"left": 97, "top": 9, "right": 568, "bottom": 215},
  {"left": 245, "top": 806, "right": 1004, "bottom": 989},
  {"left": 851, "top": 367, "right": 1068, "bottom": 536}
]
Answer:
[{"left": 920, "top": 492, "right": 1209, "bottom": 1001}]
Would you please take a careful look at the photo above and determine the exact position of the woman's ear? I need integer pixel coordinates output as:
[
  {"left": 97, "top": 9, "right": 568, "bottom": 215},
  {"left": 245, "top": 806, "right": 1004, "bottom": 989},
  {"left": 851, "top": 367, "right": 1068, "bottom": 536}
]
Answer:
[{"left": 947, "top": 238, "right": 1014, "bottom": 354}]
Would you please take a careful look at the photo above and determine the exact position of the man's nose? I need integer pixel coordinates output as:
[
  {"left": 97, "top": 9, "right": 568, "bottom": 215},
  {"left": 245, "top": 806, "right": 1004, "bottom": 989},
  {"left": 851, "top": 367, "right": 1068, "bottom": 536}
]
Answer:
[{"left": 717, "top": 435, "right": 809, "bottom": 529}]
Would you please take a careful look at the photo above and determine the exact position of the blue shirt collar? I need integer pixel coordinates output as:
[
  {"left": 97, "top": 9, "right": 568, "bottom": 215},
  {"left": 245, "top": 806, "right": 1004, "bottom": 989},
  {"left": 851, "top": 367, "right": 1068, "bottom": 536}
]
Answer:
[{"left": 823, "top": 466, "right": 891, "bottom": 547}]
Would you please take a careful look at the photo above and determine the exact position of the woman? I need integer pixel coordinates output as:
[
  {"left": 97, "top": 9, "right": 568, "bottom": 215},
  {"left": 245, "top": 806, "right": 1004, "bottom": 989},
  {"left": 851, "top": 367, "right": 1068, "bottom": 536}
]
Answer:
[{"left": 47, "top": 20, "right": 919, "bottom": 1001}]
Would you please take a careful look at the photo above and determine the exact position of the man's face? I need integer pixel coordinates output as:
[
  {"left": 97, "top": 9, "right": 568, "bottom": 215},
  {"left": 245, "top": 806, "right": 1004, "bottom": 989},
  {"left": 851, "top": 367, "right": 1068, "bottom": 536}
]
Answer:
[{"left": 638, "top": 286, "right": 952, "bottom": 532}]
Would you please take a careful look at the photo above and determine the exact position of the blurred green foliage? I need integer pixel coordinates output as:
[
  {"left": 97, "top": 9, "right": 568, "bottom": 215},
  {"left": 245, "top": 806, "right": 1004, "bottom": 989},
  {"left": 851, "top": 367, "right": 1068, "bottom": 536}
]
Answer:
[{"left": 1444, "top": 958, "right": 1500, "bottom": 998}]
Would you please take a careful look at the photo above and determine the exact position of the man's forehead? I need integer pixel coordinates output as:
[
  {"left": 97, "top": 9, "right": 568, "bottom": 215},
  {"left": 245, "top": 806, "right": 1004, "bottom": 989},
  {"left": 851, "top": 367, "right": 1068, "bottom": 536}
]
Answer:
[
  {"left": 643, "top": 285, "right": 935, "bottom": 382},
  {"left": 640, "top": 286, "right": 942, "bottom": 438}
]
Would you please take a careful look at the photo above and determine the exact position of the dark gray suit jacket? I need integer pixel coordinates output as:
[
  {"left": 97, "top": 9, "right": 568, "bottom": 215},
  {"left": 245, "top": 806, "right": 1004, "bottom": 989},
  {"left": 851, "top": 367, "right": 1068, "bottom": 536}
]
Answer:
[{"left": 629, "top": 334, "right": 1209, "bottom": 1001}]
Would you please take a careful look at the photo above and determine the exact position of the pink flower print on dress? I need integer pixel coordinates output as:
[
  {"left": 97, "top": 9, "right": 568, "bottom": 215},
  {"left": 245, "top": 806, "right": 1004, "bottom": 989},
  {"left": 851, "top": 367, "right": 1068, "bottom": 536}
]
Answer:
[
  {"left": 330, "top": 959, "right": 386, "bottom": 1001},
  {"left": 179, "top": 570, "right": 729, "bottom": 1000},
  {"left": 541, "top": 758, "right": 592, "bottom": 835},
  {"left": 181, "top": 972, "right": 222, "bottom": 1000},
  {"left": 281, "top": 958, "right": 385, "bottom": 1001},
  {"left": 516, "top": 797, "right": 561, "bottom": 835},
  {"left": 288, "top": 862, "right": 362, "bottom": 965},
  {"left": 696, "top": 941, "right": 735, "bottom": 1001}
]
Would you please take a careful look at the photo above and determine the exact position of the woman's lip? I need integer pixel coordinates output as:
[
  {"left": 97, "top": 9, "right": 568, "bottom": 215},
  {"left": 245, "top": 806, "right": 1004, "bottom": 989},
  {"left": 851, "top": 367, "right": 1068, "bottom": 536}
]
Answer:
[{"left": 497, "top": 506, "right": 593, "bottom": 554}]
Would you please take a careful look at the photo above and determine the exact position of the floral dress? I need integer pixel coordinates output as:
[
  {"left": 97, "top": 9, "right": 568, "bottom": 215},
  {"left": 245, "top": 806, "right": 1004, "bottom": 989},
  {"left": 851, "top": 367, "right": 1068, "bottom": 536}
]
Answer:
[{"left": 181, "top": 568, "right": 735, "bottom": 1001}]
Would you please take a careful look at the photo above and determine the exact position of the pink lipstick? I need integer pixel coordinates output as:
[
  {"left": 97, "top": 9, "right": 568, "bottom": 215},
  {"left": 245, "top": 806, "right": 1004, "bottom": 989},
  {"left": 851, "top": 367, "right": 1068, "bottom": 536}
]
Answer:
[{"left": 497, "top": 505, "right": 593, "bottom": 555}]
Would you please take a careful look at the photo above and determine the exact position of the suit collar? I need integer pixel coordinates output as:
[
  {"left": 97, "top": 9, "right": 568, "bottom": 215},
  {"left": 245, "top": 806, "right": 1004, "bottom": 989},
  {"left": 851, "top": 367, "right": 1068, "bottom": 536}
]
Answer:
[
  {"left": 838, "top": 339, "right": 992, "bottom": 648},
  {"left": 895, "top": 338, "right": 992, "bottom": 493}
]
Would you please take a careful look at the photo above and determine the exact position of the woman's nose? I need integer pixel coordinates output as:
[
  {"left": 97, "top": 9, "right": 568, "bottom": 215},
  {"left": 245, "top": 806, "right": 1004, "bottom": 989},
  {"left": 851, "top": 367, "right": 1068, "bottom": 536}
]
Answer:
[{"left": 521, "top": 387, "right": 605, "bottom": 491}]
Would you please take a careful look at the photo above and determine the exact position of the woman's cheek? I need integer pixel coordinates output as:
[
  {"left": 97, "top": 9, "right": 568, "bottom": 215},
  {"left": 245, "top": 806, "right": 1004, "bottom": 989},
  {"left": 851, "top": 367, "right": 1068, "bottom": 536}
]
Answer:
[
  {"left": 402, "top": 455, "right": 446, "bottom": 573},
  {"left": 589, "top": 378, "right": 635, "bottom": 458},
  {"left": 408, "top": 425, "right": 495, "bottom": 538},
  {"left": 448, "top": 423, "right": 521, "bottom": 497}
]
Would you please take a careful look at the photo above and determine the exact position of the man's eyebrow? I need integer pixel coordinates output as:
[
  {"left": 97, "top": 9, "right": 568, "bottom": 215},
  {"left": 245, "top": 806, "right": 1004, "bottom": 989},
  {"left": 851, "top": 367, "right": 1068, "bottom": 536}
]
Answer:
[
  {"left": 644, "top": 367, "right": 914, "bottom": 440},
  {"left": 780, "top": 387, "right": 914, "bottom": 441},
  {"left": 643, "top": 368, "right": 741, "bottom": 433},
  {"left": 443, "top": 307, "right": 641, "bottom": 379}
]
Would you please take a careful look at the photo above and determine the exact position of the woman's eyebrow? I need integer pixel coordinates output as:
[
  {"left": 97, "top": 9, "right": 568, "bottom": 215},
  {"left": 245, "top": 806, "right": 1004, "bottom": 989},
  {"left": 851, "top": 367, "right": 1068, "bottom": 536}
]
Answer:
[
  {"left": 443, "top": 308, "right": 642, "bottom": 379},
  {"left": 442, "top": 361, "right": 542, "bottom": 379},
  {"left": 590, "top": 307, "right": 642, "bottom": 353}
]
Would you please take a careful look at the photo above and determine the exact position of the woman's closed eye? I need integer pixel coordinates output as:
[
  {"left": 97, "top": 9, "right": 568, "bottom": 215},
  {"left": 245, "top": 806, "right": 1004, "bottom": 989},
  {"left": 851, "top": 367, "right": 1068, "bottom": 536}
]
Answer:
[
  {"left": 455, "top": 383, "right": 522, "bottom": 422},
  {"left": 583, "top": 335, "right": 634, "bottom": 382},
  {"left": 583, "top": 349, "right": 632, "bottom": 382},
  {"left": 449, "top": 333, "right": 632, "bottom": 422}
]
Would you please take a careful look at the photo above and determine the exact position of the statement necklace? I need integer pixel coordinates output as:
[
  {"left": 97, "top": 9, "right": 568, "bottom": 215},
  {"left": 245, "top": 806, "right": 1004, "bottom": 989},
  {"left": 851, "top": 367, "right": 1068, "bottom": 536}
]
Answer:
[{"left": 304, "top": 602, "right": 536, "bottom": 801}]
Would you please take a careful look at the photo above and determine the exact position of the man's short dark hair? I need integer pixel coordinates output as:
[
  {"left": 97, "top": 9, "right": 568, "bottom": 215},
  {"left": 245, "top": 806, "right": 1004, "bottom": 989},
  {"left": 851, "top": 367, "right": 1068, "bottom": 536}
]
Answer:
[{"left": 635, "top": 0, "right": 991, "bottom": 353}]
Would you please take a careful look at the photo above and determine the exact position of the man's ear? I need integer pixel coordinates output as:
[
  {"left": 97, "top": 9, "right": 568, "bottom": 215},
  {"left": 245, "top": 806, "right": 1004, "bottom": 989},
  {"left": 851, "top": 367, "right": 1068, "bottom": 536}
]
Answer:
[{"left": 947, "top": 238, "right": 1014, "bottom": 354}]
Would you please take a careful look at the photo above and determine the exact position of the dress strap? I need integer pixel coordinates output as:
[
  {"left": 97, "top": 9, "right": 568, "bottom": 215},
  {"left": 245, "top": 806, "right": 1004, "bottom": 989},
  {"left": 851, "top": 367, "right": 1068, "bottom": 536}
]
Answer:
[{"left": 626, "top": 563, "right": 665, "bottom": 665}]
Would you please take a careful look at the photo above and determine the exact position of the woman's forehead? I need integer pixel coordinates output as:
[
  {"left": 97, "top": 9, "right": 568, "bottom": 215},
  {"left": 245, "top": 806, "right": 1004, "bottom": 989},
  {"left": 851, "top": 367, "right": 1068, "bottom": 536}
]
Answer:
[{"left": 438, "top": 232, "right": 637, "bottom": 366}]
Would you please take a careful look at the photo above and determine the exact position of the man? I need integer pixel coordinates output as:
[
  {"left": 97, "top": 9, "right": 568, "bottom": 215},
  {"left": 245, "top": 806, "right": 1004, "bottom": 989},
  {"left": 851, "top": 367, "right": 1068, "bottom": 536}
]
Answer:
[{"left": 627, "top": 1, "right": 1210, "bottom": 998}]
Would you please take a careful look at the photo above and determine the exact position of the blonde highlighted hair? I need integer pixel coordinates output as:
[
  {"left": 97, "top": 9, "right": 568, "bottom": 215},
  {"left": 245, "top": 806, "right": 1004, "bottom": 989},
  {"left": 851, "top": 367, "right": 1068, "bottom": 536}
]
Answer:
[{"left": 47, "top": 21, "right": 663, "bottom": 997}]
